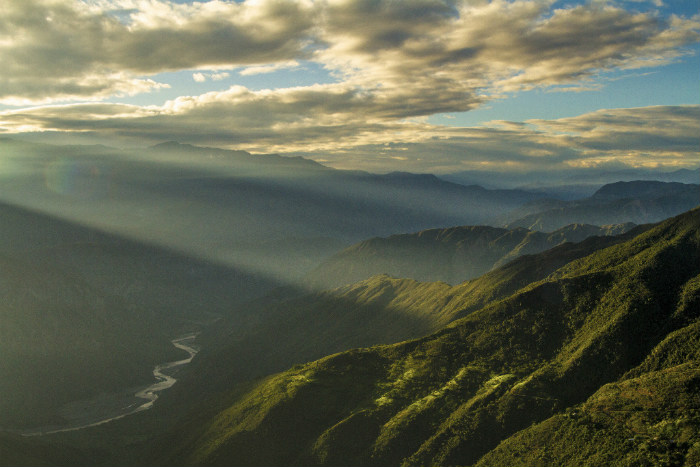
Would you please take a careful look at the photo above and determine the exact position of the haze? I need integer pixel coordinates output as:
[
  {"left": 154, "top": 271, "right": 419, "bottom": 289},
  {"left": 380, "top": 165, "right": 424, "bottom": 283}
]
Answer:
[{"left": 0, "top": 2, "right": 699, "bottom": 466}]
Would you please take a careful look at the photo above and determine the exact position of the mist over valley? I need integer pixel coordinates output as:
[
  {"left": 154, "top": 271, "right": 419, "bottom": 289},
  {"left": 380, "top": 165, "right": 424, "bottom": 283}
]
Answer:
[{"left": 1, "top": 0, "right": 699, "bottom": 465}]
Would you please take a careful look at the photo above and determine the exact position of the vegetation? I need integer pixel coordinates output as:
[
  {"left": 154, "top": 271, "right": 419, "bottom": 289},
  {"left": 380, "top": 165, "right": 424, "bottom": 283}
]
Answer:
[
  {"left": 0, "top": 141, "right": 697, "bottom": 466},
  {"left": 170, "top": 221, "right": 650, "bottom": 403},
  {"left": 155, "top": 208, "right": 700, "bottom": 466},
  {"left": 0, "top": 432, "right": 88, "bottom": 467},
  {"left": 0, "top": 201, "right": 271, "bottom": 429}
]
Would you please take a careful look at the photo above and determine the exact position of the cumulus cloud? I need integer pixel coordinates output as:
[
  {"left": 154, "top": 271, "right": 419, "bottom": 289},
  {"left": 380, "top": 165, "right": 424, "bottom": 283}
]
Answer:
[
  {"left": 526, "top": 105, "right": 700, "bottom": 166},
  {"left": 210, "top": 72, "right": 231, "bottom": 81},
  {"left": 1, "top": 0, "right": 698, "bottom": 107},
  {"left": 0, "top": 1, "right": 698, "bottom": 174},
  {"left": 315, "top": 0, "right": 699, "bottom": 118},
  {"left": 0, "top": 83, "right": 406, "bottom": 151},
  {"left": 294, "top": 106, "right": 700, "bottom": 173},
  {"left": 0, "top": 0, "right": 315, "bottom": 103}
]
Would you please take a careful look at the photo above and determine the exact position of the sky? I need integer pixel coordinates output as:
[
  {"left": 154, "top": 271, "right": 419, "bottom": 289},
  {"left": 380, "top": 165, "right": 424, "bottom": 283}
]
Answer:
[{"left": 0, "top": 0, "right": 698, "bottom": 174}]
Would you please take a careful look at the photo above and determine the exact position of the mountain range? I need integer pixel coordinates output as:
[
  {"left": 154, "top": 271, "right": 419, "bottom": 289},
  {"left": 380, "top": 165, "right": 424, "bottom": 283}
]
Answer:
[
  {"left": 151, "top": 207, "right": 700, "bottom": 467},
  {"left": 502, "top": 180, "right": 698, "bottom": 231},
  {"left": 0, "top": 200, "right": 279, "bottom": 429},
  {"left": 441, "top": 167, "right": 700, "bottom": 199},
  {"left": 0, "top": 138, "right": 546, "bottom": 283},
  {"left": 1, "top": 208, "right": 698, "bottom": 467},
  {"left": 0, "top": 139, "right": 697, "bottom": 466},
  {"left": 306, "top": 222, "right": 635, "bottom": 289}
]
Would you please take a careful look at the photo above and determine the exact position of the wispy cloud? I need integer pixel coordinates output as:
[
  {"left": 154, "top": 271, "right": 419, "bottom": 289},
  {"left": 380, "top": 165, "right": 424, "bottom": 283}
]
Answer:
[
  {"left": 193, "top": 72, "right": 230, "bottom": 82},
  {"left": 2, "top": 98, "right": 697, "bottom": 173},
  {"left": 239, "top": 61, "right": 300, "bottom": 76}
]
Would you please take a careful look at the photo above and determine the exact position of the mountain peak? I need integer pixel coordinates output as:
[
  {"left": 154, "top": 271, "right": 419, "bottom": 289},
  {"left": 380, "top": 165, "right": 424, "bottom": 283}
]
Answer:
[
  {"left": 591, "top": 180, "right": 694, "bottom": 200},
  {"left": 150, "top": 140, "right": 196, "bottom": 150}
]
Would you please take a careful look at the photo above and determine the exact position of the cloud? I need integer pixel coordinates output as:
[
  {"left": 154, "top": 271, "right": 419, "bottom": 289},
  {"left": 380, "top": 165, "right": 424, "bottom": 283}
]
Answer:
[
  {"left": 1, "top": 90, "right": 697, "bottom": 173},
  {"left": 0, "top": 0, "right": 315, "bottom": 103},
  {"left": 0, "top": 1, "right": 698, "bottom": 174},
  {"left": 210, "top": 72, "right": 230, "bottom": 81},
  {"left": 193, "top": 71, "right": 230, "bottom": 82},
  {"left": 239, "top": 61, "right": 300, "bottom": 76},
  {"left": 0, "top": 0, "right": 697, "bottom": 107},
  {"left": 527, "top": 105, "right": 700, "bottom": 158},
  {"left": 316, "top": 0, "right": 699, "bottom": 114}
]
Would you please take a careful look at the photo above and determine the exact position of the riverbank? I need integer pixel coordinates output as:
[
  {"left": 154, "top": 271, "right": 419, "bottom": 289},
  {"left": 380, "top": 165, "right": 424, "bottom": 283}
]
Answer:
[{"left": 20, "top": 334, "right": 199, "bottom": 437}]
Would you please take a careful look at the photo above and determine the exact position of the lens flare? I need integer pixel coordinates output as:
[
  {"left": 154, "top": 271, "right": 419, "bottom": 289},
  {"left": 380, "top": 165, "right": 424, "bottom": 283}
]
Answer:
[{"left": 44, "top": 159, "right": 111, "bottom": 199}]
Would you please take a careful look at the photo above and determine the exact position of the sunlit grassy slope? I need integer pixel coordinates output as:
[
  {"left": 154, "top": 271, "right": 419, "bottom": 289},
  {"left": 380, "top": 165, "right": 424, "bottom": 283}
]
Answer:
[
  {"left": 170, "top": 222, "right": 651, "bottom": 401},
  {"left": 161, "top": 208, "right": 699, "bottom": 466}
]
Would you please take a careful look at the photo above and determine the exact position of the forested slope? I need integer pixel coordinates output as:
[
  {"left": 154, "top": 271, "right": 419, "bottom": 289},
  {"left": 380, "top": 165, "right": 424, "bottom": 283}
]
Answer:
[{"left": 159, "top": 208, "right": 699, "bottom": 466}]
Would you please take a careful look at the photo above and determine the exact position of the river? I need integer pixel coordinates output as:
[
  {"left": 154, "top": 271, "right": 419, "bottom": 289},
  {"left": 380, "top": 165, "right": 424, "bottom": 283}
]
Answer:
[{"left": 22, "top": 333, "right": 199, "bottom": 436}]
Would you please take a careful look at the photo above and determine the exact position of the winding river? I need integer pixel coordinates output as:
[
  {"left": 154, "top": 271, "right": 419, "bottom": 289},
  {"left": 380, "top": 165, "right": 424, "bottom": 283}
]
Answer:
[{"left": 23, "top": 333, "right": 199, "bottom": 436}]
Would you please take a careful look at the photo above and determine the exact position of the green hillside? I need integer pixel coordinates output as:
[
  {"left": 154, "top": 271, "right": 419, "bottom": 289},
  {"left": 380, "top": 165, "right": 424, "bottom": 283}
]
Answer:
[
  {"left": 307, "top": 222, "right": 635, "bottom": 288},
  {"left": 159, "top": 208, "right": 700, "bottom": 466},
  {"left": 172, "top": 222, "right": 648, "bottom": 402}
]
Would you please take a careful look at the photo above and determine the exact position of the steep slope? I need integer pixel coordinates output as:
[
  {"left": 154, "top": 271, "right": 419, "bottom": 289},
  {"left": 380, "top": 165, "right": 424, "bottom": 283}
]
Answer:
[
  {"left": 0, "top": 137, "right": 545, "bottom": 435},
  {"left": 167, "top": 223, "right": 650, "bottom": 404},
  {"left": 0, "top": 201, "right": 277, "bottom": 430},
  {"left": 307, "top": 223, "right": 634, "bottom": 288},
  {"left": 0, "top": 200, "right": 277, "bottom": 319},
  {"left": 476, "top": 274, "right": 700, "bottom": 467},
  {"left": 504, "top": 180, "right": 698, "bottom": 231},
  {"left": 160, "top": 208, "right": 700, "bottom": 467},
  {"left": 0, "top": 250, "right": 179, "bottom": 429}
]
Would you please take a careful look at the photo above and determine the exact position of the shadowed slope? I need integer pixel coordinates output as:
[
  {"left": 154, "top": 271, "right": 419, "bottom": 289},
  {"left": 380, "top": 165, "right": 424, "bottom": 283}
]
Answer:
[
  {"left": 0, "top": 432, "right": 89, "bottom": 467},
  {"left": 0, "top": 201, "right": 275, "bottom": 429},
  {"left": 169, "top": 222, "right": 651, "bottom": 405},
  {"left": 307, "top": 222, "right": 635, "bottom": 288}
]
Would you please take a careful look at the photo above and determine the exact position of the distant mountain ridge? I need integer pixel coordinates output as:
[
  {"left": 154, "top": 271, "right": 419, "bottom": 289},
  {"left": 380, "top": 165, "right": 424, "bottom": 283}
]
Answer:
[
  {"left": 307, "top": 222, "right": 635, "bottom": 288},
  {"left": 0, "top": 138, "right": 547, "bottom": 284},
  {"left": 591, "top": 180, "right": 696, "bottom": 200},
  {"left": 148, "top": 140, "right": 329, "bottom": 171},
  {"left": 441, "top": 167, "right": 700, "bottom": 199},
  {"left": 504, "top": 180, "right": 698, "bottom": 231},
  {"left": 0, "top": 138, "right": 697, "bottom": 466}
]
